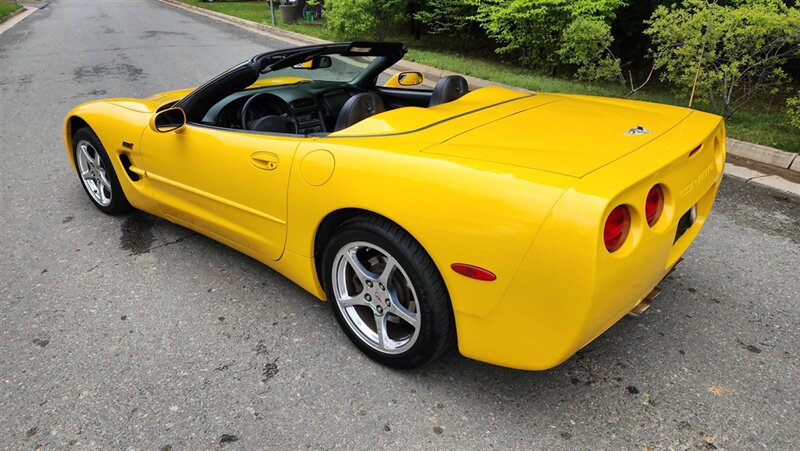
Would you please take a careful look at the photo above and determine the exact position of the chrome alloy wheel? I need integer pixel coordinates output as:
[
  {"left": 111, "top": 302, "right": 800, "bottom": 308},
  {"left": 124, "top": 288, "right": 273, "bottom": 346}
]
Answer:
[
  {"left": 332, "top": 242, "right": 421, "bottom": 354},
  {"left": 76, "top": 139, "right": 112, "bottom": 207}
]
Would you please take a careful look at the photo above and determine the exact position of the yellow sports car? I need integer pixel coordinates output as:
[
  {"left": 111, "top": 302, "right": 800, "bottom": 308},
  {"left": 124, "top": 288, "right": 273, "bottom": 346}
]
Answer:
[{"left": 64, "top": 42, "right": 725, "bottom": 370}]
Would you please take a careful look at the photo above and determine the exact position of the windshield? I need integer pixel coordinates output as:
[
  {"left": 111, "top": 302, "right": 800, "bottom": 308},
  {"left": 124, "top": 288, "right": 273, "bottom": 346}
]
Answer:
[
  {"left": 178, "top": 42, "right": 406, "bottom": 123},
  {"left": 255, "top": 55, "right": 378, "bottom": 86}
]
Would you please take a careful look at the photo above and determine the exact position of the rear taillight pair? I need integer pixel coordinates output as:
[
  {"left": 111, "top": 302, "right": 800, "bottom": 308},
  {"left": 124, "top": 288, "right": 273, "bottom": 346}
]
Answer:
[{"left": 604, "top": 185, "right": 664, "bottom": 252}]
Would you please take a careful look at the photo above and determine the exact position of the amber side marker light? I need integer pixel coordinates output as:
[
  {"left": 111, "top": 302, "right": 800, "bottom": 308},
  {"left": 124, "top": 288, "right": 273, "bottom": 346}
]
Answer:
[
  {"left": 645, "top": 185, "right": 665, "bottom": 227},
  {"left": 451, "top": 263, "right": 497, "bottom": 281},
  {"left": 604, "top": 205, "right": 631, "bottom": 253}
]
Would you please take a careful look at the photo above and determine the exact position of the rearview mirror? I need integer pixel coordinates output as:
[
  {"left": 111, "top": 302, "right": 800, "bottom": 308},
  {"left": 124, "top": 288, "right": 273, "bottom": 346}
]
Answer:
[
  {"left": 383, "top": 71, "right": 424, "bottom": 88},
  {"left": 153, "top": 107, "right": 186, "bottom": 133},
  {"left": 292, "top": 55, "right": 333, "bottom": 70}
]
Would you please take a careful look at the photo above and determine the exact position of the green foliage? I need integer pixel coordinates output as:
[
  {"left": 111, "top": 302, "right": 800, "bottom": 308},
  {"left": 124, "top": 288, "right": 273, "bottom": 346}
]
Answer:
[
  {"left": 646, "top": 0, "right": 800, "bottom": 118},
  {"left": 475, "top": 0, "right": 626, "bottom": 80},
  {"left": 0, "top": 3, "right": 22, "bottom": 20},
  {"left": 415, "top": 0, "right": 480, "bottom": 48},
  {"left": 558, "top": 17, "right": 620, "bottom": 80},
  {"left": 788, "top": 92, "right": 800, "bottom": 129},
  {"left": 324, "top": 0, "right": 408, "bottom": 41}
]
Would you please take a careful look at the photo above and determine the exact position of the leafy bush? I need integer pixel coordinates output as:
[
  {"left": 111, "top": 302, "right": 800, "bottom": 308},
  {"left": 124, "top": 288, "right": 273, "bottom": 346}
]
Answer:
[
  {"left": 475, "top": 0, "right": 626, "bottom": 79},
  {"left": 324, "top": 0, "right": 408, "bottom": 41},
  {"left": 788, "top": 93, "right": 800, "bottom": 129},
  {"left": 558, "top": 17, "right": 620, "bottom": 81},
  {"left": 646, "top": 0, "right": 800, "bottom": 118}
]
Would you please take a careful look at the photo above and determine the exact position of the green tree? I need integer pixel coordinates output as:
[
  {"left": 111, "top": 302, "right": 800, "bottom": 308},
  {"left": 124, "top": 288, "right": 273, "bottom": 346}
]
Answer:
[
  {"left": 415, "top": 0, "right": 481, "bottom": 50},
  {"left": 325, "top": 0, "right": 409, "bottom": 41},
  {"left": 476, "top": 0, "right": 626, "bottom": 79},
  {"left": 646, "top": 0, "right": 800, "bottom": 118}
]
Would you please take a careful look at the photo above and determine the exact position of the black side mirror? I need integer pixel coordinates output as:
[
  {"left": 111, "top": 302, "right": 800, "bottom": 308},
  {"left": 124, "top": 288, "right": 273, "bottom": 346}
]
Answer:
[
  {"left": 316, "top": 55, "right": 333, "bottom": 69},
  {"left": 153, "top": 107, "right": 186, "bottom": 133},
  {"left": 292, "top": 55, "right": 333, "bottom": 70}
]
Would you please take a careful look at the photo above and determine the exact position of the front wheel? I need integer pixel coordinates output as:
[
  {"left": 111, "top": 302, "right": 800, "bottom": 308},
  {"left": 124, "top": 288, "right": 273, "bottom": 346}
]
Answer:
[
  {"left": 322, "top": 216, "right": 454, "bottom": 368},
  {"left": 72, "top": 127, "right": 132, "bottom": 215}
]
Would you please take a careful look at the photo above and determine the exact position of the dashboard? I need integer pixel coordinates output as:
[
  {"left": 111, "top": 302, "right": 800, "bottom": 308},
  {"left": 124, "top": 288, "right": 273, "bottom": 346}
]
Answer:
[{"left": 201, "top": 81, "right": 362, "bottom": 135}]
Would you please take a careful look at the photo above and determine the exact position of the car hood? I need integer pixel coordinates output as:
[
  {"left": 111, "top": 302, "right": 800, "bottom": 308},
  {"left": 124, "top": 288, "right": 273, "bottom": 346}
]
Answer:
[
  {"left": 423, "top": 93, "right": 694, "bottom": 178},
  {"left": 102, "top": 88, "right": 195, "bottom": 114},
  {"left": 105, "top": 79, "right": 306, "bottom": 114}
]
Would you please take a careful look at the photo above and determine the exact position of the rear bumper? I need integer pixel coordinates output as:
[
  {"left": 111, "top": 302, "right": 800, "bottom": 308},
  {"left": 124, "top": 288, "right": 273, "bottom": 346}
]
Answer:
[{"left": 454, "top": 112, "right": 725, "bottom": 370}]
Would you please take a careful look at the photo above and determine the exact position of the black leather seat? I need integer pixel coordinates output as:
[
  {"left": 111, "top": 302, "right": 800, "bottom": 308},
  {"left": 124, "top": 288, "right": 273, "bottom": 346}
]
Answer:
[
  {"left": 429, "top": 75, "right": 469, "bottom": 107},
  {"left": 334, "top": 93, "right": 385, "bottom": 131}
]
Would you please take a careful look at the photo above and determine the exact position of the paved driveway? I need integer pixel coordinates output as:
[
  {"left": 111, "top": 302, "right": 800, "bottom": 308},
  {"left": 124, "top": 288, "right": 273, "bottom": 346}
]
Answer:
[{"left": 1, "top": 1, "right": 798, "bottom": 449}]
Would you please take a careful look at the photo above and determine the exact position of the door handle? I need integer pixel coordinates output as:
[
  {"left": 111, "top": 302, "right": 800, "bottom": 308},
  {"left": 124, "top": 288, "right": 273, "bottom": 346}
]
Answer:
[{"left": 250, "top": 152, "right": 279, "bottom": 171}]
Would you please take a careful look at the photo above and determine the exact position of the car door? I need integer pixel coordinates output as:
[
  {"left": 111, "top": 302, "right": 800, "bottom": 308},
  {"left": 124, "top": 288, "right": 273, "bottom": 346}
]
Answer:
[{"left": 139, "top": 124, "right": 300, "bottom": 261}]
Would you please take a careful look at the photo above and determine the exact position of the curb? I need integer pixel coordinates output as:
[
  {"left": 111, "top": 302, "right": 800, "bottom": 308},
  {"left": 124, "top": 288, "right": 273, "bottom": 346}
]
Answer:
[
  {"left": 160, "top": 0, "right": 800, "bottom": 199},
  {"left": 724, "top": 163, "right": 800, "bottom": 198},
  {"left": 0, "top": 5, "right": 35, "bottom": 34},
  {"left": 391, "top": 58, "right": 530, "bottom": 93},
  {"left": 726, "top": 138, "right": 799, "bottom": 173}
]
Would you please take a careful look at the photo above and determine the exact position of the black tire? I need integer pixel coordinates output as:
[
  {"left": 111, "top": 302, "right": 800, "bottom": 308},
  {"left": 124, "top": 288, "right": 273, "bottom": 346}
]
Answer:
[
  {"left": 322, "top": 215, "right": 454, "bottom": 369},
  {"left": 72, "top": 127, "right": 132, "bottom": 215}
]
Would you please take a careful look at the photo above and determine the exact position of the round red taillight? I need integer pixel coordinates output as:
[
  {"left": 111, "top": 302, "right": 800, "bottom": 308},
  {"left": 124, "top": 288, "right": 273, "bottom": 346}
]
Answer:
[
  {"left": 645, "top": 185, "right": 664, "bottom": 227},
  {"left": 604, "top": 205, "right": 631, "bottom": 253}
]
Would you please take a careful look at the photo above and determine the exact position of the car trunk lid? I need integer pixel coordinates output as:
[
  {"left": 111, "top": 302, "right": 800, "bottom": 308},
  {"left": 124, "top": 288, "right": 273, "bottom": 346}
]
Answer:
[{"left": 423, "top": 94, "right": 693, "bottom": 178}]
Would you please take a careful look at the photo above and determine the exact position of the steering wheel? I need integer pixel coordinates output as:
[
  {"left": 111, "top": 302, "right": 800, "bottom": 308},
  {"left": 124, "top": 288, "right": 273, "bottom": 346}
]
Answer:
[{"left": 241, "top": 92, "right": 297, "bottom": 133}]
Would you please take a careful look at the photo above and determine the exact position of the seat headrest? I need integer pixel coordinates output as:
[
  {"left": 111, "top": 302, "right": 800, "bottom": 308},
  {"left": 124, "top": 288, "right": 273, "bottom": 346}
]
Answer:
[
  {"left": 429, "top": 75, "right": 469, "bottom": 107},
  {"left": 334, "top": 92, "right": 385, "bottom": 131}
]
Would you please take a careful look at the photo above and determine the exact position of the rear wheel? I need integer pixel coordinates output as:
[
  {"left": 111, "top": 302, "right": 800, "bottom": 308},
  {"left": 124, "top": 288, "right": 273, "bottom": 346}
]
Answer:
[
  {"left": 72, "top": 127, "right": 132, "bottom": 215},
  {"left": 323, "top": 216, "right": 454, "bottom": 368}
]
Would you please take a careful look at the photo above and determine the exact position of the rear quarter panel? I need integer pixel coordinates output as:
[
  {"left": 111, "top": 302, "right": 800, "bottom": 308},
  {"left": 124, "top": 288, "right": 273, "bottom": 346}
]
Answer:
[{"left": 285, "top": 134, "right": 574, "bottom": 318}]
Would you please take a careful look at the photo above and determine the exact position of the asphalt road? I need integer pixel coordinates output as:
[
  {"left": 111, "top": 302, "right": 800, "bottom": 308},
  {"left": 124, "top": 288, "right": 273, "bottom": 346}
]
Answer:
[{"left": 1, "top": 1, "right": 799, "bottom": 449}]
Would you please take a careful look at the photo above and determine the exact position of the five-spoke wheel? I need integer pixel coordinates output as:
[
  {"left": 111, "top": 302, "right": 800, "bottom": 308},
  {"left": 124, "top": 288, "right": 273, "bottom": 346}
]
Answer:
[
  {"left": 76, "top": 139, "right": 112, "bottom": 207},
  {"left": 332, "top": 242, "right": 421, "bottom": 354},
  {"left": 323, "top": 216, "right": 454, "bottom": 368},
  {"left": 72, "top": 127, "right": 132, "bottom": 215}
]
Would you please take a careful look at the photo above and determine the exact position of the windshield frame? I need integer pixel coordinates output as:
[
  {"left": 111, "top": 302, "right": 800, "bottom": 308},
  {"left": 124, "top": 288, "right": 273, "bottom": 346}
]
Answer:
[{"left": 177, "top": 41, "right": 407, "bottom": 123}]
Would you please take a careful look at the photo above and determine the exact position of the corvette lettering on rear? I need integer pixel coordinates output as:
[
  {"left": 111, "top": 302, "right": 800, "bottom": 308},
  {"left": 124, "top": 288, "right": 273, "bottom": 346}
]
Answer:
[{"left": 680, "top": 162, "right": 714, "bottom": 199}]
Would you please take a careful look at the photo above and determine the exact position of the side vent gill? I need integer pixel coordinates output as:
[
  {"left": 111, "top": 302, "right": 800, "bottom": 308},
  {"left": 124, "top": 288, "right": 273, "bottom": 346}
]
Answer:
[{"left": 119, "top": 154, "right": 140, "bottom": 181}]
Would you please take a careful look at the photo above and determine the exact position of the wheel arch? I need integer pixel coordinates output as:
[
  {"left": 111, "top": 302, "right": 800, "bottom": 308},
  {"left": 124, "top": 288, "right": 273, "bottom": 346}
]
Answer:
[
  {"left": 312, "top": 208, "right": 447, "bottom": 296},
  {"left": 65, "top": 115, "right": 92, "bottom": 169},
  {"left": 68, "top": 116, "right": 91, "bottom": 140}
]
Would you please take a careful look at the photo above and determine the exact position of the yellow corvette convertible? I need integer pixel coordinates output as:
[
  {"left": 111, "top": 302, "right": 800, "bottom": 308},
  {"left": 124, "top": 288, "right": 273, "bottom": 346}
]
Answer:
[{"left": 64, "top": 42, "right": 725, "bottom": 370}]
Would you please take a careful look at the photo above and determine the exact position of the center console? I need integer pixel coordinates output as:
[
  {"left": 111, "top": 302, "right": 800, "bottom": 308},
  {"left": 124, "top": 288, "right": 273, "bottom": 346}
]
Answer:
[{"left": 290, "top": 98, "right": 325, "bottom": 134}]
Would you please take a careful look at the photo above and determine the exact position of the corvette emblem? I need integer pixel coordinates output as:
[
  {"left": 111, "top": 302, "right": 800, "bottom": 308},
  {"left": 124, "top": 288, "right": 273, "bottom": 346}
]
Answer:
[{"left": 625, "top": 125, "right": 651, "bottom": 135}]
